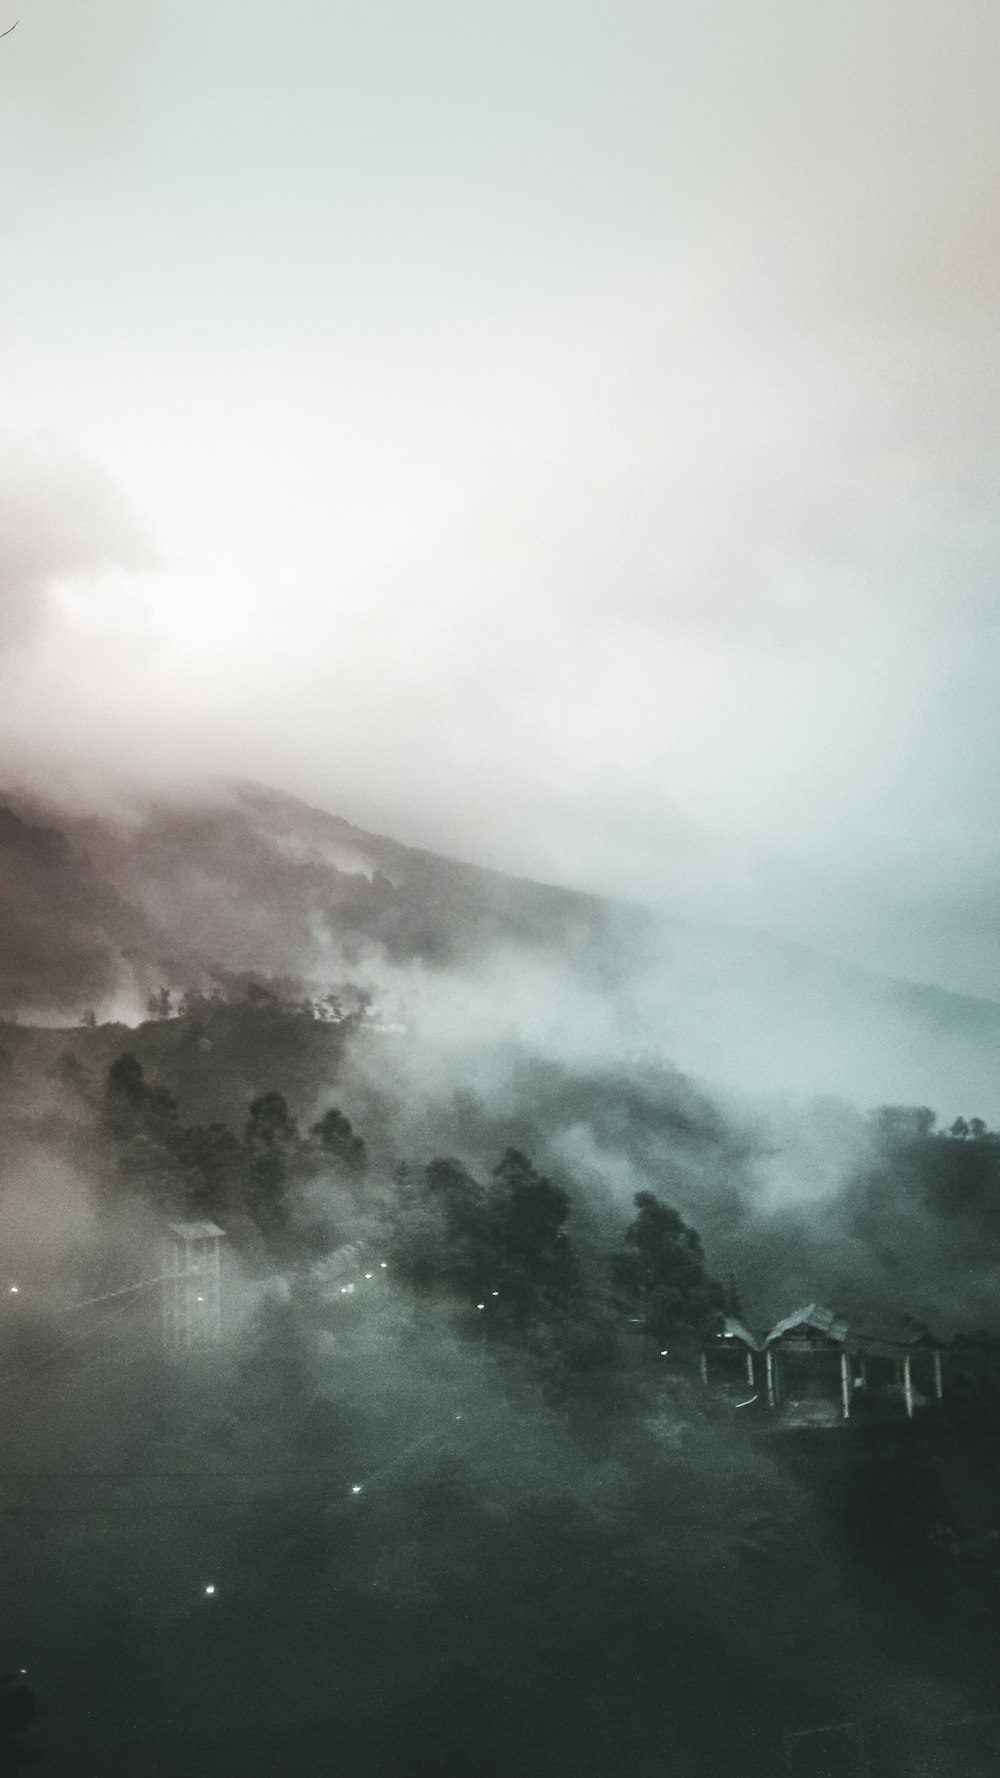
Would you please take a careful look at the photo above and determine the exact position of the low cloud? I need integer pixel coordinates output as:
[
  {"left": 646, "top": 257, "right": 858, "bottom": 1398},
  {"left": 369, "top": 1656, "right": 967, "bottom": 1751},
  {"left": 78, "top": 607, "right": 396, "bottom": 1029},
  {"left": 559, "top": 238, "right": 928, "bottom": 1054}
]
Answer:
[{"left": 0, "top": 433, "right": 153, "bottom": 654}]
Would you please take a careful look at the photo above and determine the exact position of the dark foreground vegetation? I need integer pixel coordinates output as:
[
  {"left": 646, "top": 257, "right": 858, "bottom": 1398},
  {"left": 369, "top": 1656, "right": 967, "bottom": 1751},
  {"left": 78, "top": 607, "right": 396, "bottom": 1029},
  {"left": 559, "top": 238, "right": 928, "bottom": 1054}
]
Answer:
[{"left": 1, "top": 994, "right": 999, "bottom": 1775}]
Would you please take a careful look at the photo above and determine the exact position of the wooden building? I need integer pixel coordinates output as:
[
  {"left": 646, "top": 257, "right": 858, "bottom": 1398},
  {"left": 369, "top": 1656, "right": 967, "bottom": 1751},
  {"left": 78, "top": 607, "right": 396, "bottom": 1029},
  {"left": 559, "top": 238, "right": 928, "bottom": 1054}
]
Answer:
[
  {"left": 702, "top": 1317, "right": 761, "bottom": 1394},
  {"left": 162, "top": 1221, "right": 225, "bottom": 1352},
  {"left": 762, "top": 1304, "right": 853, "bottom": 1422},
  {"left": 700, "top": 1302, "right": 947, "bottom": 1424},
  {"left": 852, "top": 1319, "right": 945, "bottom": 1420}
]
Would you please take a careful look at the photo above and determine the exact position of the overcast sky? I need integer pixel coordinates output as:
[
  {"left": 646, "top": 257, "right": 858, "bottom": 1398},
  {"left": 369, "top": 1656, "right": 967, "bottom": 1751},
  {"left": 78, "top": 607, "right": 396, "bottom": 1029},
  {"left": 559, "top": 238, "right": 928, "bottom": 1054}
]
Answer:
[{"left": 1, "top": 1, "right": 998, "bottom": 996}]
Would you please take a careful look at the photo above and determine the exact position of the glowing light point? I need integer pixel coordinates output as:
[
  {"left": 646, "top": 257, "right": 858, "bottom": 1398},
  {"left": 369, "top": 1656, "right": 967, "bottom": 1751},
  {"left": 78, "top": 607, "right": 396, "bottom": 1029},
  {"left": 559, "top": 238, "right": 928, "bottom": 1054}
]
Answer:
[
  {"left": 204, "top": 1583, "right": 216, "bottom": 1596},
  {"left": 196, "top": 1295, "right": 204, "bottom": 1303},
  {"left": 364, "top": 1272, "right": 373, "bottom": 1279},
  {"left": 477, "top": 1303, "right": 485, "bottom": 1310},
  {"left": 379, "top": 1261, "right": 387, "bottom": 1268},
  {"left": 9, "top": 1286, "right": 19, "bottom": 1295},
  {"left": 351, "top": 1484, "right": 363, "bottom": 1495},
  {"left": 660, "top": 1350, "right": 669, "bottom": 1357},
  {"left": 491, "top": 1291, "right": 499, "bottom": 1297},
  {"left": 340, "top": 1286, "right": 349, "bottom": 1294}
]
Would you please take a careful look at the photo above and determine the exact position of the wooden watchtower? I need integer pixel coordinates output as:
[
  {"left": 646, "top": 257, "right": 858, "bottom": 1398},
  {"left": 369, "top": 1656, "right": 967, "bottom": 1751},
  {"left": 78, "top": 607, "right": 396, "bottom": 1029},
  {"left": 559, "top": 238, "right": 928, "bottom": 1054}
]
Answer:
[{"left": 162, "top": 1222, "right": 225, "bottom": 1352}]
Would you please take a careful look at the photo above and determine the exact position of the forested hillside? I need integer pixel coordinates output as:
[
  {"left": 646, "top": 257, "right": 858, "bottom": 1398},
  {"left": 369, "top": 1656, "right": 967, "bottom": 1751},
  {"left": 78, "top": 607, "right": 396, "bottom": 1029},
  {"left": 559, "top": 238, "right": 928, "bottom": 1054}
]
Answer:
[
  {"left": 4, "top": 781, "right": 1000, "bottom": 1117},
  {"left": 2, "top": 990, "right": 1000, "bottom": 1774}
]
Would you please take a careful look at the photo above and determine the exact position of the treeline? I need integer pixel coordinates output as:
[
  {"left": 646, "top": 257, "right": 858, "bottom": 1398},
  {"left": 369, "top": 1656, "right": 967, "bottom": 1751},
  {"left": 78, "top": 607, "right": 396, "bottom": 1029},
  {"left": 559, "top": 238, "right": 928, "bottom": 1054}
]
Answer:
[
  {"left": 862, "top": 1102, "right": 1000, "bottom": 1227},
  {"left": 388, "top": 1155, "right": 732, "bottom": 1371},
  {"left": 871, "top": 1105, "right": 998, "bottom": 1143},
  {"left": 140, "top": 979, "right": 370, "bottom": 1026},
  {"left": 95, "top": 1052, "right": 733, "bottom": 1378},
  {"left": 90, "top": 1030, "right": 1000, "bottom": 1384},
  {"left": 99, "top": 1052, "right": 367, "bottom": 1233}
]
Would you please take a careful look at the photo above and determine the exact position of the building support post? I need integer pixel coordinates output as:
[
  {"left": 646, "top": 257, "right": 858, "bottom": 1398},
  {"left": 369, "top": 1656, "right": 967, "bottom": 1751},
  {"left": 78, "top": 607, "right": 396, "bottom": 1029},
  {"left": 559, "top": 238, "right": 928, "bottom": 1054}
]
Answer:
[
  {"left": 840, "top": 1348, "right": 851, "bottom": 1421},
  {"left": 746, "top": 1350, "right": 755, "bottom": 1388},
  {"left": 932, "top": 1349, "right": 943, "bottom": 1402},
  {"left": 765, "top": 1347, "right": 775, "bottom": 1409},
  {"left": 903, "top": 1351, "right": 914, "bottom": 1419},
  {"left": 699, "top": 1350, "right": 709, "bottom": 1385}
]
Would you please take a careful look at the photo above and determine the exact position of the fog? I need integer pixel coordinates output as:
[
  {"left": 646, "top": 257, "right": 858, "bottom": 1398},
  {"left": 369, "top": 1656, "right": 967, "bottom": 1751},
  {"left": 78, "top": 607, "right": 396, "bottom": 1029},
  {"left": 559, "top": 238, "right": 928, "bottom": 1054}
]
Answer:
[
  {"left": 2, "top": 2, "right": 1000, "bottom": 994},
  {"left": 3, "top": 6, "right": 1000, "bottom": 1771},
  {"left": 2, "top": 1000, "right": 999, "bottom": 1773}
]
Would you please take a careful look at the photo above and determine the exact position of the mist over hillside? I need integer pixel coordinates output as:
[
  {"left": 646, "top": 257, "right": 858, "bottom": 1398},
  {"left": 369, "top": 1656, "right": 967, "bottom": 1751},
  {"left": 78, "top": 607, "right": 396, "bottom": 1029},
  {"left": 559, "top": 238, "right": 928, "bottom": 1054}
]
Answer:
[
  {"left": 2, "top": 779, "right": 1000, "bottom": 1122},
  {"left": 4, "top": 780, "right": 1000, "bottom": 1774},
  {"left": 5, "top": 770, "right": 1000, "bottom": 1339}
]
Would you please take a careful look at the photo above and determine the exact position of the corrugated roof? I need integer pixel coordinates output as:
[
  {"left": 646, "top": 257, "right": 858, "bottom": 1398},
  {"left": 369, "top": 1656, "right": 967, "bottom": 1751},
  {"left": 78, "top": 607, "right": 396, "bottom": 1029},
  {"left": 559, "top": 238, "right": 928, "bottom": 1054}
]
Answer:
[
  {"left": 765, "top": 1304, "right": 850, "bottom": 1346},
  {"left": 853, "top": 1315, "right": 946, "bottom": 1355},
  {"left": 717, "top": 1317, "right": 762, "bottom": 1351},
  {"left": 166, "top": 1222, "right": 226, "bottom": 1240}
]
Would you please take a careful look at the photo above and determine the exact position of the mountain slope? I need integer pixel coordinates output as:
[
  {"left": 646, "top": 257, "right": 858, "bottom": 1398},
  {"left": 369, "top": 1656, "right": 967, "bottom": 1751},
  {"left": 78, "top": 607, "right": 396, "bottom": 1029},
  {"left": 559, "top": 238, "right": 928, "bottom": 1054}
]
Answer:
[{"left": 2, "top": 780, "right": 999, "bottom": 1115}]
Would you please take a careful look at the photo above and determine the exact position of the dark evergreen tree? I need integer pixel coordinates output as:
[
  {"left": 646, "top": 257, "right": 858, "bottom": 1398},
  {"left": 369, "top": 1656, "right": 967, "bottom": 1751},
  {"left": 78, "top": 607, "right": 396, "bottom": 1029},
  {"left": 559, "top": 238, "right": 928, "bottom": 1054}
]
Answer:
[
  {"left": 424, "top": 1158, "right": 493, "bottom": 1294},
  {"left": 486, "top": 1148, "right": 579, "bottom": 1323},
  {"left": 176, "top": 1120, "right": 240, "bottom": 1216},
  {"left": 309, "top": 1106, "right": 367, "bottom": 1176},
  {"left": 241, "top": 1091, "right": 298, "bottom": 1233},
  {"left": 99, "top": 1053, "right": 181, "bottom": 1208},
  {"left": 388, "top": 1159, "right": 489, "bottom": 1295},
  {"left": 612, "top": 1191, "right": 725, "bottom": 1351},
  {"left": 100, "top": 1052, "right": 147, "bottom": 1140}
]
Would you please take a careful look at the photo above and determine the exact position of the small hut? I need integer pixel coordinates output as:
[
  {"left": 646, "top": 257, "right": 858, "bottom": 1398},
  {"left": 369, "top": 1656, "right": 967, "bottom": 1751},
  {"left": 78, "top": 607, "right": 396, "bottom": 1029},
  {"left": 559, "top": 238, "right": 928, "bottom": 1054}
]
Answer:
[
  {"left": 763, "top": 1304, "right": 853, "bottom": 1422},
  {"left": 702, "top": 1316, "right": 761, "bottom": 1394},
  {"left": 853, "top": 1317, "right": 945, "bottom": 1419}
]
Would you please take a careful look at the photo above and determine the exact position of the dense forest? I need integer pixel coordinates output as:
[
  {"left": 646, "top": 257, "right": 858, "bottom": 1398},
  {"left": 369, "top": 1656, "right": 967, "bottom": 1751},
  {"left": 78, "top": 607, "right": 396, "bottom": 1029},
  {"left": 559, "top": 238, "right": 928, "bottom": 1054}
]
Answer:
[{"left": 1, "top": 988, "right": 999, "bottom": 1774}]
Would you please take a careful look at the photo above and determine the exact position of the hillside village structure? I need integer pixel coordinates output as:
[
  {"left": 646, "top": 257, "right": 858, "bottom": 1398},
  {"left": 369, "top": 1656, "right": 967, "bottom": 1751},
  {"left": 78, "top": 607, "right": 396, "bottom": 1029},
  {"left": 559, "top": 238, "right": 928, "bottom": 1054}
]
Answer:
[
  {"left": 161, "top": 1222, "right": 225, "bottom": 1353},
  {"left": 703, "top": 1303, "right": 946, "bottom": 1424}
]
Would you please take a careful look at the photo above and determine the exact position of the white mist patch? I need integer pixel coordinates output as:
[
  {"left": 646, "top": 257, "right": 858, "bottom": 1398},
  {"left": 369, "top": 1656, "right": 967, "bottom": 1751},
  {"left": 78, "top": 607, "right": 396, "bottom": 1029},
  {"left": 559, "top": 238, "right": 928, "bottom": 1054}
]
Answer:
[
  {"left": 347, "top": 945, "right": 637, "bottom": 1089},
  {"left": 744, "top": 1094, "right": 874, "bottom": 1212},
  {"left": 268, "top": 829, "right": 381, "bottom": 881},
  {"left": 0, "top": 1153, "right": 99, "bottom": 1274},
  {"left": 545, "top": 1120, "right": 647, "bottom": 1210}
]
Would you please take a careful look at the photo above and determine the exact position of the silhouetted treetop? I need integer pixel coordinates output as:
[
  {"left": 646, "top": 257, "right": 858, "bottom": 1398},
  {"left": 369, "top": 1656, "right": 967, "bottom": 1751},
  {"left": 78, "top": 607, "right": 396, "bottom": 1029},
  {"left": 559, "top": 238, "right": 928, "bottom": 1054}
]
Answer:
[{"left": 612, "top": 1191, "right": 725, "bottom": 1349}]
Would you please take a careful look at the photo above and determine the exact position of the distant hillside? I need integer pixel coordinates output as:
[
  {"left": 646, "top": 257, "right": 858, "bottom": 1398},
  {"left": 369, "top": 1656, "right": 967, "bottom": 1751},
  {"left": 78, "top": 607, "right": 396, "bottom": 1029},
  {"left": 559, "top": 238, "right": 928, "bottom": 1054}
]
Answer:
[
  {"left": 2, "top": 779, "right": 1000, "bottom": 1115},
  {"left": 0, "top": 783, "right": 626, "bottom": 1012},
  {"left": 0, "top": 799, "right": 185, "bottom": 1020}
]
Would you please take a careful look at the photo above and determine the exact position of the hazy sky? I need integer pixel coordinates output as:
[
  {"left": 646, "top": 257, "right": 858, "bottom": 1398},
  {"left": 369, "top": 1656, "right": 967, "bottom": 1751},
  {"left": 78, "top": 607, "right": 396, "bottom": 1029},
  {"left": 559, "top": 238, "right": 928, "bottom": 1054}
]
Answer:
[{"left": 1, "top": 1, "right": 999, "bottom": 995}]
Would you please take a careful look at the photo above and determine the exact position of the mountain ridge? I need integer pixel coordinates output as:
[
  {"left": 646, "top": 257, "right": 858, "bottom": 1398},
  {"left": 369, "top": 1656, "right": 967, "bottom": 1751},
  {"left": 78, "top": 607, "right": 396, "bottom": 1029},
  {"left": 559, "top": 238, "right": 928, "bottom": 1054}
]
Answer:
[{"left": 2, "top": 779, "right": 999, "bottom": 1115}]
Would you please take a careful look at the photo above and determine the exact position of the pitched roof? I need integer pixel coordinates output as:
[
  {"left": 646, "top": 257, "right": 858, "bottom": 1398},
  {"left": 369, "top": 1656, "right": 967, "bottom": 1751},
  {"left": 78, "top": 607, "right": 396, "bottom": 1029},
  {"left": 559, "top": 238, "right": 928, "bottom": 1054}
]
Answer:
[
  {"left": 852, "top": 1313, "right": 945, "bottom": 1355},
  {"left": 166, "top": 1221, "right": 226, "bottom": 1240},
  {"left": 765, "top": 1304, "right": 850, "bottom": 1346},
  {"left": 717, "top": 1316, "right": 762, "bottom": 1351}
]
